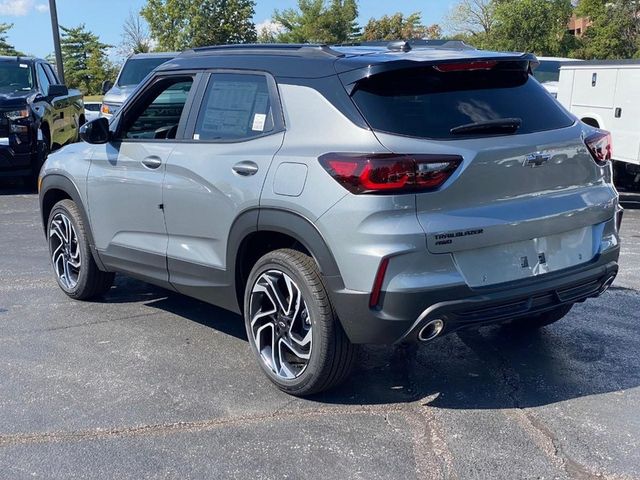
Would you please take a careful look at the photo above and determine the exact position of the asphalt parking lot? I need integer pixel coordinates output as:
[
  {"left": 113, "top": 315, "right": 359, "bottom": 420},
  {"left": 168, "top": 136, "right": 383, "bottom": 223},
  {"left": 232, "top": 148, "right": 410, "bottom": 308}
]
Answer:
[{"left": 0, "top": 182, "right": 639, "bottom": 480}]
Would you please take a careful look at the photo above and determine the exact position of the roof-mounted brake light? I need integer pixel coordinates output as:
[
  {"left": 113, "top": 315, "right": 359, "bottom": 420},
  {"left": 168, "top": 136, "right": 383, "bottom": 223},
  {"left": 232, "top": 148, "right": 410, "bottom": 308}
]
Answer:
[{"left": 434, "top": 60, "right": 498, "bottom": 72}]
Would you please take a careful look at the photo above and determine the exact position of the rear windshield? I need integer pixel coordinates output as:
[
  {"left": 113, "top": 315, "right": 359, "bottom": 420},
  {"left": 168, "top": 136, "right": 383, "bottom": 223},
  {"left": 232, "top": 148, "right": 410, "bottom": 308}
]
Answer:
[
  {"left": 350, "top": 61, "right": 574, "bottom": 140},
  {"left": 117, "top": 57, "right": 174, "bottom": 87}
]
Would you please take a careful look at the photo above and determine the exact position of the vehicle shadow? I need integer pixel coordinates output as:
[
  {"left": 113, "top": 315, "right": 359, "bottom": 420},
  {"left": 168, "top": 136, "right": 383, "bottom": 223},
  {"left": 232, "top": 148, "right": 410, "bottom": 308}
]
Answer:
[
  {"left": 100, "top": 275, "right": 640, "bottom": 411},
  {"left": 100, "top": 274, "right": 248, "bottom": 342}
]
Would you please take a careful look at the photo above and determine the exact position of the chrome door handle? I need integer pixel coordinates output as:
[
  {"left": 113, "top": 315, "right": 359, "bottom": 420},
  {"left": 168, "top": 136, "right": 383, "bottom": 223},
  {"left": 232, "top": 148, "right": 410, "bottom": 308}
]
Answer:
[
  {"left": 232, "top": 161, "right": 259, "bottom": 176},
  {"left": 142, "top": 156, "right": 162, "bottom": 170}
]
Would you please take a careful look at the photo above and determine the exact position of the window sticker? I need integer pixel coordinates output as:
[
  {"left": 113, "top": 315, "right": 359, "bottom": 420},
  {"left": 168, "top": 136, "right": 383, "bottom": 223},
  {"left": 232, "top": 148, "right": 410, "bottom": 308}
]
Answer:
[
  {"left": 19, "top": 64, "right": 28, "bottom": 69},
  {"left": 252, "top": 113, "right": 266, "bottom": 132},
  {"left": 193, "top": 133, "right": 200, "bottom": 140}
]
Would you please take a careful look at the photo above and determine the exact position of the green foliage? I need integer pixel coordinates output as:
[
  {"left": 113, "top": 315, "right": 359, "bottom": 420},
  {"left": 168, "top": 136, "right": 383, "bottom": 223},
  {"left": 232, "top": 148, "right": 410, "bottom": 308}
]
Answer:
[
  {"left": 272, "top": 0, "right": 359, "bottom": 43},
  {"left": 60, "top": 25, "right": 116, "bottom": 95},
  {"left": 0, "top": 23, "right": 22, "bottom": 56},
  {"left": 361, "top": 12, "right": 441, "bottom": 41},
  {"left": 140, "top": 0, "right": 257, "bottom": 51},
  {"left": 490, "top": 0, "right": 574, "bottom": 56},
  {"left": 574, "top": 0, "right": 640, "bottom": 59}
]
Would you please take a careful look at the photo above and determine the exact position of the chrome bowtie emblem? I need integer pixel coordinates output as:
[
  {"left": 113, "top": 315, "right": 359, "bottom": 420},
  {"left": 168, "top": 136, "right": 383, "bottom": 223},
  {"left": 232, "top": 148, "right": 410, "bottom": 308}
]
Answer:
[{"left": 524, "top": 152, "right": 552, "bottom": 167}]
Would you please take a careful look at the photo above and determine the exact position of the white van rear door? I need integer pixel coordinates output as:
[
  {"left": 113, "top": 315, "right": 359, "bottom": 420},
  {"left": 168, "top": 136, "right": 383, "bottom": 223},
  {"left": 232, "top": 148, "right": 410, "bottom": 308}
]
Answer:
[{"left": 612, "top": 67, "right": 640, "bottom": 165}]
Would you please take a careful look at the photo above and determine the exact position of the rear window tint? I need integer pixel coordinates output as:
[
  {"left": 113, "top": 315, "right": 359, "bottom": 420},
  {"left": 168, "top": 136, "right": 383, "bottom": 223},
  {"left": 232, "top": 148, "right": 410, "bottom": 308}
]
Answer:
[{"left": 351, "top": 62, "right": 574, "bottom": 140}]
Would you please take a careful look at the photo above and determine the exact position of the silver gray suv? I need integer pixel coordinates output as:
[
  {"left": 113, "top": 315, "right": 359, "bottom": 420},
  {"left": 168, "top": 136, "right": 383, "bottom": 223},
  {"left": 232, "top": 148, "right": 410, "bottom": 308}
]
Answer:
[{"left": 38, "top": 43, "right": 622, "bottom": 395}]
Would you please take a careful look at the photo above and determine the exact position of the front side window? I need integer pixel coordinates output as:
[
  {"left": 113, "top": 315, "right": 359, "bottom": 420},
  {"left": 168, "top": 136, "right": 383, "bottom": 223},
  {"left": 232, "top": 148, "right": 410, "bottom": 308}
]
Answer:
[
  {"left": 193, "top": 73, "right": 275, "bottom": 141},
  {"left": 36, "top": 64, "right": 51, "bottom": 93},
  {"left": 44, "top": 63, "right": 60, "bottom": 84},
  {"left": 119, "top": 76, "right": 193, "bottom": 140}
]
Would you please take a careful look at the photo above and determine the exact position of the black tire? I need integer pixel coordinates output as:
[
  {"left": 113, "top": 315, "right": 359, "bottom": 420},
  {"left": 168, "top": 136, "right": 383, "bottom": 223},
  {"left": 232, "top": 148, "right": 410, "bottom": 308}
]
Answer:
[
  {"left": 244, "top": 248, "right": 357, "bottom": 396},
  {"left": 47, "top": 199, "right": 114, "bottom": 300},
  {"left": 509, "top": 304, "right": 573, "bottom": 330}
]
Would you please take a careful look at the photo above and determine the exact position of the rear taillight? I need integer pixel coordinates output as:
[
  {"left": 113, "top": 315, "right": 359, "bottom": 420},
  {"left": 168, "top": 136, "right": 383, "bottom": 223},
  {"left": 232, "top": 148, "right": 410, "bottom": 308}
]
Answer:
[
  {"left": 319, "top": 153, "right": 462, "bottom": 194},
  {"left": 585, "top": 130, "right": 612, "bottom": 166}
]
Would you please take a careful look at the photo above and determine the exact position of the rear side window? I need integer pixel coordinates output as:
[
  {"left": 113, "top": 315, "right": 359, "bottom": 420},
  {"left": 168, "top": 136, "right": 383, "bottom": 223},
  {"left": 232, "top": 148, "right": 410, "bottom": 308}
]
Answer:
[
  {"left": 351, "top": 61, "right": 574, "bottom": 140},
  {"left": 193, "top": 73, "right": 275, "bottom": 141}
]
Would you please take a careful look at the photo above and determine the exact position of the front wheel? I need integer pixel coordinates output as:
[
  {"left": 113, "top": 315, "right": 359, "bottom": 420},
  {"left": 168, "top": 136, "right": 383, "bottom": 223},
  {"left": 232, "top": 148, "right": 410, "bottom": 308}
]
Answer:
[
  {"left": 47, "top": 199, "right": 114, "bottom": 300},
  {"left": 244, "top": 249, "right": 357, "bottom": 396}
]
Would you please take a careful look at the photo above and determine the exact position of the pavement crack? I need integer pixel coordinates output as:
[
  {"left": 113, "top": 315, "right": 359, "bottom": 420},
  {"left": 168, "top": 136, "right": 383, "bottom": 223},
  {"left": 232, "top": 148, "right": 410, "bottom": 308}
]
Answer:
[
  {"left": 0, "top": 403, "right": 410, "bottom": 448},
  {"left": 20, "top": 312, "right": 159, "bottom": 334},
  {"left": 509, "top": 410, "right": 606, "bottom": 480},
  {"left": 404, "top": 405, "right": 457, "bottom": 480}
]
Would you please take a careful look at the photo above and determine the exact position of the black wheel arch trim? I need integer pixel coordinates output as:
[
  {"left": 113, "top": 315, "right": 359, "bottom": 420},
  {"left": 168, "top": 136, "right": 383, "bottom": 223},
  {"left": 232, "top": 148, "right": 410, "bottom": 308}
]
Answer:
[
  {"left": 256, "top": 208, "right": 341, "bottom": 277},
  {"left": 228, "top": 207, "right": 345, "bottom": 312},
  {"left": 39, "top": 173, "right": 106, "bottom": 270}
]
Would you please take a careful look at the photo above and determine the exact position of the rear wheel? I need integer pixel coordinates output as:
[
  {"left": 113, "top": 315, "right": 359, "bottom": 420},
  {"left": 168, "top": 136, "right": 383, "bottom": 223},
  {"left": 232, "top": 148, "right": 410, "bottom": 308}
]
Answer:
[
  {"left": 244, "top": 249, "right": 357, "bottom": 396},
  {"left": 508, "top": 304, "right": 573, "bottom": 330},
  {"left": 47, "top": 199, "right": 114, "bottom": 300}
]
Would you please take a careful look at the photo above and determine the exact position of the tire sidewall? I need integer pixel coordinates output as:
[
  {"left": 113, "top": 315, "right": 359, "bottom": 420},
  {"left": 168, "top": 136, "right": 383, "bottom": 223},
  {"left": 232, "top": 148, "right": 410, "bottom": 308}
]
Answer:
[
  {"left": 47, "top": 201, "right": 91, "bottom": 298},
  {"left": 244, "top": 253, "right": 330, "bottom": 394}
]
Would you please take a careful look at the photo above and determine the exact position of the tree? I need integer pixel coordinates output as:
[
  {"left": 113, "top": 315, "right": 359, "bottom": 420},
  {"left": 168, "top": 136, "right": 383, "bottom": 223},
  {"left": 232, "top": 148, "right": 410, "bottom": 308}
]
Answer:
[
  {"left": 361, "top": 12, "right": 441, "bottom": 41},
  {"left": 0, "top": 23, "right": 21, "bottom": 56},
  {"left": 119, "top": 12, "right": 152, "bottom": 57},
  {"left": 444, "top": 0, "right": 495, "bottom": 38},
  {"left": 60, "top": 25, "right": 115, "bottom": 95},
  {"left": 490, "top": 0, "right": 574, "bottom": 56},
  {"left": 272, "top": 0, "right": 359, "bottom": 44},
  {"left": 574, "top": 0, "right": 640, "bottom": 59},
  {"left": 141, "top": 0, "right": 257, "bottom": 51},
  {"left": 188, "top": 0, "right": 257, "bottom": 46}
]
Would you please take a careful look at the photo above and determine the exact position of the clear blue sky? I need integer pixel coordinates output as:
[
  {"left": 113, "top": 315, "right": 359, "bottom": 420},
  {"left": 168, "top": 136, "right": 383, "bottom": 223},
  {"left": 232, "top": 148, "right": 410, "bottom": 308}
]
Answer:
[{"left": 2, "top": 0, "right": 453, "bottom": 59}]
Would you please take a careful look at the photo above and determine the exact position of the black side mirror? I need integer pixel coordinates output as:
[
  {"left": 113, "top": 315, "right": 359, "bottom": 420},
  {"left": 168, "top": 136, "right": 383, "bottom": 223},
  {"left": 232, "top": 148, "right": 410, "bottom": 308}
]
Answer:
[
  {"left": 80, "top": 118, "right": 111, "bottom": 144},
  {"left": 47, "top": 84, "right": 68, "bottom": 98},
  {"left": 101, "top": 80, "right": 113, "bottom": 94}
]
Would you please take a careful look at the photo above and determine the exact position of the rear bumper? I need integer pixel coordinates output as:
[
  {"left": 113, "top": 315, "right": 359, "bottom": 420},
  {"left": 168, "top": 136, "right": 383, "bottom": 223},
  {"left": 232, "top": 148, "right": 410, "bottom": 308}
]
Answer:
[{"left": 328, "top": 247, "right": 620, "bottom": 344}]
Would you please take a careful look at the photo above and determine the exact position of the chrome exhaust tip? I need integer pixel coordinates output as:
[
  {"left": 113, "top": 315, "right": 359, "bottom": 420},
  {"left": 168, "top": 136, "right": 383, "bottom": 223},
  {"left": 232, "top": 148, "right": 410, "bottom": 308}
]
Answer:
[
  {"left": 418, "top": 319, "right": 445, "bottom": 342},
  {"left": 599, "top": 274, "right": 617, "bottom": 295}
]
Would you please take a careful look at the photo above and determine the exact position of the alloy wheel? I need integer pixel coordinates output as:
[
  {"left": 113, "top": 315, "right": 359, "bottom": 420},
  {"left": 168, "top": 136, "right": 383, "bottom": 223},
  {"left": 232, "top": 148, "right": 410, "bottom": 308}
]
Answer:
[
  {"left": 49, "top": 212, "right": 81, "bottom": 290},
  {"left": 249, "top": 270, "right": 313, "bottom": 380}
]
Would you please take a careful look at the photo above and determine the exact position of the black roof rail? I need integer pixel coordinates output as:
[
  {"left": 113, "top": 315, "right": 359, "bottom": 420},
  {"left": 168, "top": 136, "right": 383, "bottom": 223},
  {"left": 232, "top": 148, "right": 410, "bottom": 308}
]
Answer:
[{"left": 184, "top": 44, "right": 345, "bottom": 58}]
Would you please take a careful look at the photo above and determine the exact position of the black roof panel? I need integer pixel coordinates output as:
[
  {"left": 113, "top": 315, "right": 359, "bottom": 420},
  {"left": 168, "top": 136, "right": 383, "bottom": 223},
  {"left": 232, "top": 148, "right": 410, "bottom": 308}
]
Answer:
[{"left": 157, "top": 43, "right": 536, "bottom": 80}]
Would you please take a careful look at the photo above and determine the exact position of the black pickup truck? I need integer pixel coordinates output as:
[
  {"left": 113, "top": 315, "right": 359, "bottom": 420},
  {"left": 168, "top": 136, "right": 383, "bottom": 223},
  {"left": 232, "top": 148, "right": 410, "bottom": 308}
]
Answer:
[{"left": 0, "top": 56, "right": 84, "bottom": 182}]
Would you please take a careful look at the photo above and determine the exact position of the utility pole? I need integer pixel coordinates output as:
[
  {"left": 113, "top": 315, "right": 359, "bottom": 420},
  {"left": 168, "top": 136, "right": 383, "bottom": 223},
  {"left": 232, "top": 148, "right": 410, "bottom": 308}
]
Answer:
[{"left": 48, "top": 0, "right": 65, "bottom": 84}]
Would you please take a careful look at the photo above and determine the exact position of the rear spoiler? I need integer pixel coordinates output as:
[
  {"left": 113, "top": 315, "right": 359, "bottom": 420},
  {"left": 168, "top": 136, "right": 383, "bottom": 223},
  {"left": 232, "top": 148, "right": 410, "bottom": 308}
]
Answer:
[{"left": 337, "top": 52, "right": 539, "bottom": 94}]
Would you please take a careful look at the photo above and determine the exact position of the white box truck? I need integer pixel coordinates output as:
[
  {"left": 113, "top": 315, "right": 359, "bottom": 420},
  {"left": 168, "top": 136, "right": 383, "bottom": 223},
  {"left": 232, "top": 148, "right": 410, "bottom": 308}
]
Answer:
[{"left": 558, "top": 60, "right": 640, "bottom": 189}]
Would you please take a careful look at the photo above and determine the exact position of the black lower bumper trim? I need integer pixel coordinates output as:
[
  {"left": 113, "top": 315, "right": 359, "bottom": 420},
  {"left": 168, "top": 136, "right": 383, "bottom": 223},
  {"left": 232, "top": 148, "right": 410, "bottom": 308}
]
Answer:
[{"left": 327, "top": 248, "right": 620, "bottom": 345}]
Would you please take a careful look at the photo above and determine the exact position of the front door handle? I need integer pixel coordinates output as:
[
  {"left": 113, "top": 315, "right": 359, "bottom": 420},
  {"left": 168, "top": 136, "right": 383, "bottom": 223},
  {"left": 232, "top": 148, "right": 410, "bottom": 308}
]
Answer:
[
  {"left": 142, "top": 155, "right": 163, "bottom": 170},
  {"left": 232, "top": 161, "right": 259, "bottom": 176}
]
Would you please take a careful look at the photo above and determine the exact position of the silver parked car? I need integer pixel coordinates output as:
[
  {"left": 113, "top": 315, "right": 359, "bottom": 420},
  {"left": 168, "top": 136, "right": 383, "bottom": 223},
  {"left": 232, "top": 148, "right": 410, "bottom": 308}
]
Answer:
[
  {"left": 39, "top": 43, "right": 622, "bottom": 395},
  {"left": 100, "top": 52, "right": 178, "bottom": 118}
]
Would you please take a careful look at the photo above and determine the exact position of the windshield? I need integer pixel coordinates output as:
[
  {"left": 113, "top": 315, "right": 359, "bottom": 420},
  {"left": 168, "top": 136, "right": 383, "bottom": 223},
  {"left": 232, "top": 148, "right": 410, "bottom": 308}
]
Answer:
[
  {"left": 0, "top": 62, "right": 34, "bottom": 92},
  {"left": 117, "top": 57, "right": 174, "bottom": 87},
  {"left": 533, "top": 61, "right": 561, "bottom": 83}
]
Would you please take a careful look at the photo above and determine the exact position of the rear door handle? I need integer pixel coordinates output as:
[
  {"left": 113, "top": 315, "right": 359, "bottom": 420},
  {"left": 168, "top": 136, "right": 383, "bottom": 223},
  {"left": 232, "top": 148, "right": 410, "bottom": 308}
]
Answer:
[
  {"left": 142, "top": 155, "right": 163, "bottom": 170},
  {"left": 232, "top": 161, "right": 259, "bottom": 176}
]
